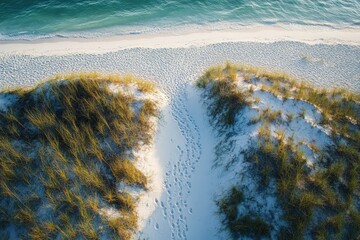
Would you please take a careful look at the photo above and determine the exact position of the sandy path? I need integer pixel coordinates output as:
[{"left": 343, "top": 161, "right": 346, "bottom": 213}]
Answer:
[{"left": 137, "top": 51, "right": 221, "bottom": 239}]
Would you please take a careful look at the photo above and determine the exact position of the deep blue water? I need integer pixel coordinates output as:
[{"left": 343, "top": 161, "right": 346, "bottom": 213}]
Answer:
[{"left": 0, "top": 0, "right": 359, "bottom": 40}]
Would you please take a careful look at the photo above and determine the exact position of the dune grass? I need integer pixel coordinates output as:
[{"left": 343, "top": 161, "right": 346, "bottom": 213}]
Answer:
[
  {"left": 217, "top": 187, "right": 270, "bottom": 239},
  {"left": 196, "top": 63, "right": 250, "bottom": 126},
  {"left": 0, "top": 73, "right": 159, "bottom": 239},
  {"left": 197, "top": 63, "right": 360, "bottom": 239}
]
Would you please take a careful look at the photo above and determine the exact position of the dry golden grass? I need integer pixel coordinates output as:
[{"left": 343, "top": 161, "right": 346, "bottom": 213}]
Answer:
[
  {"left": 217, "top": 187, "right": 270, "bottom": 239},
  {"left": 14, "top": 208, "right": 35, "bottom": 225},
  {"left": 0, "top": 73, "right": 159, "bottom": 238},
  {"left": 110, "top": 159, "right": 147, "bottom": 187},
  {"left": 198, "top": 63, "right": 360, "bottom": 239},
  {"left": 26, "top": 109, "right": 56, "bottom": 130},
  {"left": 197, "top": 67, "right": 250, "bottom": 126}
]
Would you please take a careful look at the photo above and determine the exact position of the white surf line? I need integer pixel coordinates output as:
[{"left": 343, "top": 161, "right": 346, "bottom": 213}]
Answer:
[{"left": 0, "top": 25, "right": 360, "bottom": 56}]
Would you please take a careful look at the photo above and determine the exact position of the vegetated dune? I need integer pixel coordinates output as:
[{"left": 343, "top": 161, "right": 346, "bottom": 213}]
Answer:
[
  {"left": 197, "top": 63, "right": 360, "bottom": 239},
  {"left": 0, "top": 73, "right": 162, "bottom": 239},
  {"left": 1, "top": 64, "right": 359, "bottom": 240}
]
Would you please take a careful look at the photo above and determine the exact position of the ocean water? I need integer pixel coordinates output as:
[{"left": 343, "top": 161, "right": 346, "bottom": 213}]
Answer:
[{"left": 0, "top": 0, "right": 359, "bottom": 40}]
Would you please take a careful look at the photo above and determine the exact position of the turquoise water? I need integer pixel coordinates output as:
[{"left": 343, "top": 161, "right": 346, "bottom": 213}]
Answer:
[{"left": 0, "top": 0, "right": 359, "bottom": 39}]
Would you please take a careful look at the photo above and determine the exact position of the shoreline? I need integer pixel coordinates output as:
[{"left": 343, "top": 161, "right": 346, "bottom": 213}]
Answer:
[{"left": 0, "top": 25, "right": 359, "bottom": 56}]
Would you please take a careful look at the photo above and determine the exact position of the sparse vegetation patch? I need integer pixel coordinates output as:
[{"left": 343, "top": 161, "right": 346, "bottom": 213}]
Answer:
[{"left": 217, "top": 187, "right": 270, "bottom": 239}]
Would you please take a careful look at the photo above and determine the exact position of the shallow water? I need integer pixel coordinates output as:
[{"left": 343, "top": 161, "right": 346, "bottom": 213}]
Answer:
[{"left": 0, "top": 0, "right": 359, "bottom": 39}]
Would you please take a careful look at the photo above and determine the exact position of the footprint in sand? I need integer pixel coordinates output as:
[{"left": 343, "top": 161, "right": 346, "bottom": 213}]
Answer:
[
  {"left": 154, "top": 223, "right": 159, "bottom": 230},
  {"left": 189, "top": 208, "right": 193, "bottom": 214}
]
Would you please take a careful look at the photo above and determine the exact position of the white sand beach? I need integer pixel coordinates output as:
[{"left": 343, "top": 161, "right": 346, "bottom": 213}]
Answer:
[
  {"left": 0, "top": 27, "right": 359, "bottom": 239},
  {"left": 0, "top": 25, "right": 360, "bottom": 56}
]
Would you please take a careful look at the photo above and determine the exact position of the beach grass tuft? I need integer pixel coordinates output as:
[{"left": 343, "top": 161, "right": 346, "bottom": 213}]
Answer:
[{"left": 217, "top": 187, "right": 270, "bottom": 239}]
